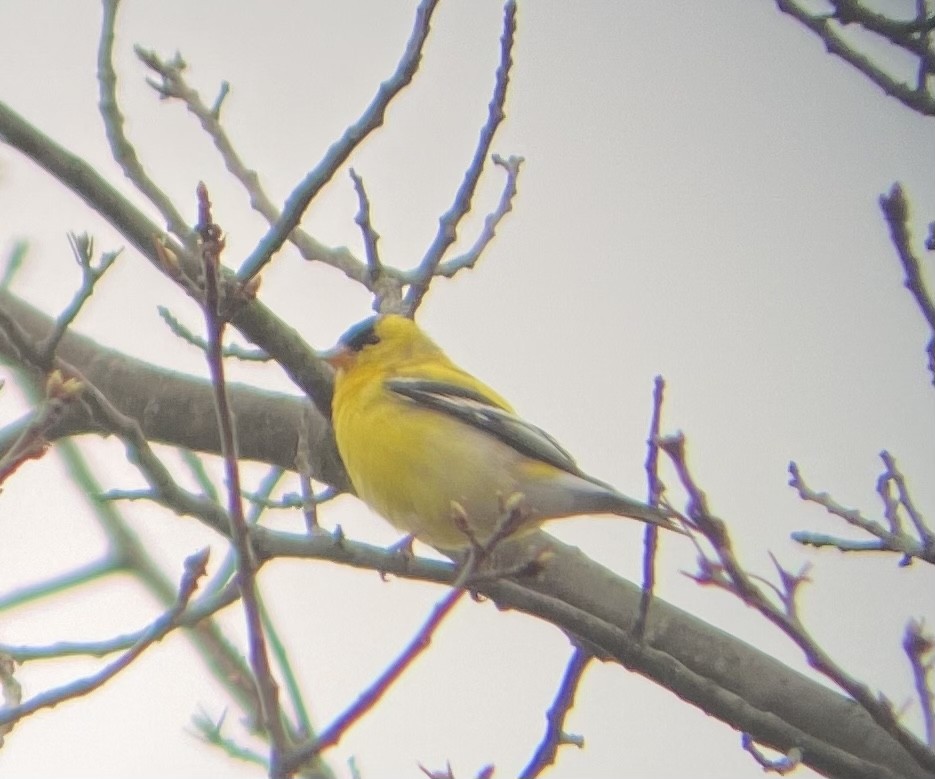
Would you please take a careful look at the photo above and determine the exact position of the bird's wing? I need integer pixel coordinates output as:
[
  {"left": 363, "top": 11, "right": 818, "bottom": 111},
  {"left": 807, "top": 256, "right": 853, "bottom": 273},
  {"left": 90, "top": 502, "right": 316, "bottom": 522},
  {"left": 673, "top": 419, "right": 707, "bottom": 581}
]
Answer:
[{"left": 386, "top": 377, "right": 582, "bottom": 476}]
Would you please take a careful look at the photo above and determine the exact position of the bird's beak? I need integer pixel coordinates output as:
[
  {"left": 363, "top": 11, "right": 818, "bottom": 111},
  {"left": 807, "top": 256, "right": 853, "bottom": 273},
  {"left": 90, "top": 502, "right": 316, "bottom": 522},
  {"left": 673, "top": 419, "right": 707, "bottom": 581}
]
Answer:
[{"left": 321, "top": 344, "right": 353, "bottom": 372}]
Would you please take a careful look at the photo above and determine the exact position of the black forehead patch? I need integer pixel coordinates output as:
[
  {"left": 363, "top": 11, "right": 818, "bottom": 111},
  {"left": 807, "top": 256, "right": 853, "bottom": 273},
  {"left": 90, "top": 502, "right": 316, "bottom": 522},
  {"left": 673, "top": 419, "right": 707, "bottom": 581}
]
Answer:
[{"left": 341, "top": 316, "right": 381, "bottom": 352}]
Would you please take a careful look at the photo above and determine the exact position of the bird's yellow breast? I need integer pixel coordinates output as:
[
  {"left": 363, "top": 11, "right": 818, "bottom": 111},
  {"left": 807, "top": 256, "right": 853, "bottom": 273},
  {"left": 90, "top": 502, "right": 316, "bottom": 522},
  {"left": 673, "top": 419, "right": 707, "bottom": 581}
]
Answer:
[{"left": 332, "top": 360, "right": 526, "bottom": 548}]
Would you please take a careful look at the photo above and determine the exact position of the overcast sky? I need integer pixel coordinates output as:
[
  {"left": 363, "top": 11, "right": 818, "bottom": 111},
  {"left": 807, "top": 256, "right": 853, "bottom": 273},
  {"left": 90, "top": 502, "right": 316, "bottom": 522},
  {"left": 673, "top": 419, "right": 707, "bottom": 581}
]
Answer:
[{"left": 0, "top": 2, "right": 932, "bottom": 778}]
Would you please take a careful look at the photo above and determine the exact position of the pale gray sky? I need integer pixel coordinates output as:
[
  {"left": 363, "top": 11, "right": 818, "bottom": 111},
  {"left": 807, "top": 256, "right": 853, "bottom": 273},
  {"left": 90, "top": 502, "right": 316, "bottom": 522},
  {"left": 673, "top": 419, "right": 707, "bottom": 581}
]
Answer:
[{"left": 0, "top": 2, "right": 932, "bottom": 778}]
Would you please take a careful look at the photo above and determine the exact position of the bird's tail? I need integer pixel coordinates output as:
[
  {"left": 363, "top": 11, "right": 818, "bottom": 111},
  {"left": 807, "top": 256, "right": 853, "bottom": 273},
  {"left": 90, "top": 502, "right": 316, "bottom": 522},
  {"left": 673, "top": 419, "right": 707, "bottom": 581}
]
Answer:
[
  {"left": 601, "top": 491, "right": 682, "bottom": 533},
  {"left": 524, "top": 471, "right": 684, "bottom": 533}
]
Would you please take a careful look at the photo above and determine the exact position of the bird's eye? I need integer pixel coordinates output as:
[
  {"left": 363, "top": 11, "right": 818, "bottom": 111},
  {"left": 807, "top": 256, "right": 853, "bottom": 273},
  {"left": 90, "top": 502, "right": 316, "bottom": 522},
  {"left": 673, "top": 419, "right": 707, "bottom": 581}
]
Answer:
[{"left": 342, "top": 317, "right": 381, "bottom": 352}]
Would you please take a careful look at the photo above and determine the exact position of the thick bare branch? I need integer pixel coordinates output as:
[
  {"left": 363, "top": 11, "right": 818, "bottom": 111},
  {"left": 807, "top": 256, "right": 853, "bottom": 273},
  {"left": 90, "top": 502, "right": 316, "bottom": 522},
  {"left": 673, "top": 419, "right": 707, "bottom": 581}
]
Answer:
[
  {"left": 0, "top": 290, "right": 348, "bottom": 490},
  {"left": 0, "top": 284, "right": 928, "bottom": 776},
  {"left": 0, "top": 101, "right": 337, "bottom": 418}
]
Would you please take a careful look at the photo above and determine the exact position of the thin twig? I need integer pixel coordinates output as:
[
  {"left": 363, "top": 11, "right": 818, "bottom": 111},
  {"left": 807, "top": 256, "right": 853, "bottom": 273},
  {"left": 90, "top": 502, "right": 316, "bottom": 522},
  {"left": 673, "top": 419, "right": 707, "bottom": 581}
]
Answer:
[
  {"left": 349, "top": 168, "right": 383, "bottom": 280},
  {"left": 237, "top": 0, "right": 441, "bottom": 283},
  {"left": 180, "top": 448, "right": 220, "bottom": 502},
  {"left": 0, "top": 555, "right": 119, "bottom": 614},
  {"left": 52, "top": 434, "right": 263, "bottom": 721},
  {"left": 37, "top": 233, "right": 120, "bottom": 364},
  {"left": 519, "top": 647, "right": 590, "bottom": 778},
  {"left": 0, "top": 241, "right": 28, "bottom": 291},
  {"left": 2, "top": 578, "right": 240, "bottom": 662},
  {"left": 133, "top": 46, "right": 372, "bottom": 285},
  {"left": 774, "top": 1, "right": 935, "bottom": 116},
  {"left": 403, "top": 0, "right": 517, "bottom": 314},
  {"left": 661, "top": 433, "right": 935, "bottom": 775},
  {"left": 281, "top": 507, "right": 523, "bottom": 772},
  {"left": 636, "top": 375, "right": 666, "bottom": 639},
  {"left": 201, "top": 467, "right": 285, "bottom": 601},
  {"left": 257, "top": 595, "right": 314, "bottom": 742},
  {"left": 295, "top": 417, "right": 322, "bottom": 533},
  {"left": 196, "top": 182, "right": 288, "bottom": 767},
  {"left": 429, "top": 154, "right": 524, "bottom": 279},
  {"left": 240, "top": 486, "right": 337, "bottom": 513},
  {"left": 158, "top": 305, "right": 270, "bottom": 361},
  {"left": 881, "top": 450, "right": 934, "bottom": 551},
  {"left": 0, "top": 548, "right": 208, "bottom": 729},
  {"left": 283, "top": 585, "right": 467, "bottom": 772},
  {"left": 97, "top": 0, "right": 192, "bottom": 241},
  {"left": 789, "top": 460, "right": 935, "bottom": 565},
  {"left": 880, "top": 184, "right": 935, "bottom": 385}
]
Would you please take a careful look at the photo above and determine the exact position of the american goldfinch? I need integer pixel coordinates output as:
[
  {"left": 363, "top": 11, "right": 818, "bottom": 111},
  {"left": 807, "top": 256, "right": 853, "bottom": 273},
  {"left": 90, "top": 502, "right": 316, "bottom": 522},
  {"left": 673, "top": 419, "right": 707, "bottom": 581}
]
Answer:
[{"left": 326, "top": 315, "right": 678, "bottom": 550}]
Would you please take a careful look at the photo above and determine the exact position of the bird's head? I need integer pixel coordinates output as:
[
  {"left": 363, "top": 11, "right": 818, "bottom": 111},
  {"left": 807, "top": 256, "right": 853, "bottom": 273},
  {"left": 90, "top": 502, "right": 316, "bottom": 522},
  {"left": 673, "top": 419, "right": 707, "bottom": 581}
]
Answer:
[{"left": 323, "top": 314, "right": 442, "bottom": 375}]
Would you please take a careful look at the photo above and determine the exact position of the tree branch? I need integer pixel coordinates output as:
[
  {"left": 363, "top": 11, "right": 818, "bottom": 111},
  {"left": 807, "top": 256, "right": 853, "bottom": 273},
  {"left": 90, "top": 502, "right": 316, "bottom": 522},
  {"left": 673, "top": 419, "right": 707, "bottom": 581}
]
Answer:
[
  {"left": 237, "top": 0, "right": 441, "bottom": 283},
  {"left": 0, "top": 286, "right": 928, "bottom": 777},
  {"left": 774, "top": 0, "right": 935, "bottom": 116}
]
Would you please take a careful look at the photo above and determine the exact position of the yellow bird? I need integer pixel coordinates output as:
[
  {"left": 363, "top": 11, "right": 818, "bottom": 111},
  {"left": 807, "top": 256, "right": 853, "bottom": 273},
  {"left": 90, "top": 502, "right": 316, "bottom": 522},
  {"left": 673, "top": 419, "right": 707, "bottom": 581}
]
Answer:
[{"left": 326, "top": 314, "right": 679, "bottom": 550}]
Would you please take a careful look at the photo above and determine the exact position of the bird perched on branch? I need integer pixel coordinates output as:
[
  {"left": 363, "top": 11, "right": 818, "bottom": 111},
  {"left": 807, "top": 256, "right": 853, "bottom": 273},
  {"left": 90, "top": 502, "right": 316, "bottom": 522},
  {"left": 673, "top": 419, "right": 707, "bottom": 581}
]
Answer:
[{"left": 325, "top": 314, "right": 679, "bottom": 550}]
